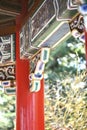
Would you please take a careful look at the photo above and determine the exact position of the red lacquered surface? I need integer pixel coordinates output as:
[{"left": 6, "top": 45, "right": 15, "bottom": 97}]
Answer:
[{"left": 16, "top": 1, "right": 44, "bottom": 130}]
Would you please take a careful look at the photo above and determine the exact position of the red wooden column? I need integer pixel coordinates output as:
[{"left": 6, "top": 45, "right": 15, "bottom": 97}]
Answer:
[{"left": 16, "top": 1, "right": 44, "bottom": 130}]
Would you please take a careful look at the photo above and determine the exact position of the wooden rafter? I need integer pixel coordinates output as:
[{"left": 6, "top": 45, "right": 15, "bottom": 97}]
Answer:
[
  {"left": 0, "top": 0, "right": 21, "bottom": 16},
  {"left": 0, "top": 8, "right": 20, "bottom": 17}
]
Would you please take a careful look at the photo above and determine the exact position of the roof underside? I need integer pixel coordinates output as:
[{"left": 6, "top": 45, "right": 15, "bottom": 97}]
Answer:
[
  {"left": 0, "top": 0, "right": 79, "bottom": 29},
  {"left": 0, "top": 0, "right": 21, "bottom": 25}
]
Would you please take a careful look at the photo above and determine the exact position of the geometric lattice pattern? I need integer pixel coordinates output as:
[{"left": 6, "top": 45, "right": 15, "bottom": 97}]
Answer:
[{"left": 0, "top": 34, "right": 16, "bottom": 64}]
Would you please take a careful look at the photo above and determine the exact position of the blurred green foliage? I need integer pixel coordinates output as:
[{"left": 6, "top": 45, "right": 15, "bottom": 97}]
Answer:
[
  {"left": 45, "top": 36, "right": 87, "bottom": 130},
  {"left": 0, "top": 90, "right": 16, "bottom": 130}
]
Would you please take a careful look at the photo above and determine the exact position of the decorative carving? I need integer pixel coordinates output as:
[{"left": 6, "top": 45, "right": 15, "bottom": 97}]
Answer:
[
  {"left": 20, "top": 20, "right": 32, "bottom": 59},
  {"left": 30, "top": 50, "right": 41, "bottom": 74},
  {"left": 0, "top": 64, "right": 15, "bottom": 81},
  {"left": 0, "top": 34, "right": 16, "bottom": 63},
  {"left": 29, "top": 48, "right": 50, "bottom": 92},
  {"left": 69, "top": 13, "right": 84, "bottom": 34},
  {"left": 4, "top": 87, "right": 16, "bottom": 95},
  {"left": 67, "top": 0, "right": 78, "bottom": 9},
  {"left": 69, "top": 13, "right": 85, "bottom": 42},
  {"left": 31, "top": 0, "right": 55, "bottom": 41}
]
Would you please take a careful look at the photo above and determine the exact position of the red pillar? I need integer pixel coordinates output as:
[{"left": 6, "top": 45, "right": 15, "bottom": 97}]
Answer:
[{"left": 16, "top": 1, "right": 44, "bottom": 130}]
